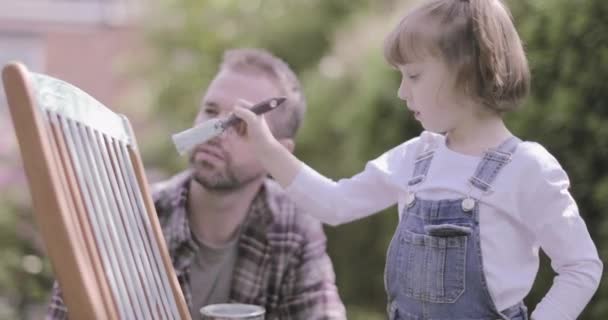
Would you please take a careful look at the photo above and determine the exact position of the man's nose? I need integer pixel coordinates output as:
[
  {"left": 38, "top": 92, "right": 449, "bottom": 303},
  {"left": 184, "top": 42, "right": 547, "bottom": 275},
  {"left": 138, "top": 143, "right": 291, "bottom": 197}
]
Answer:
[
  {"left": 206, "top": 130, "right": 229, "bottom": 145},
  {"left": 208, "top": 124, "right": 240, "bottom": 144}
]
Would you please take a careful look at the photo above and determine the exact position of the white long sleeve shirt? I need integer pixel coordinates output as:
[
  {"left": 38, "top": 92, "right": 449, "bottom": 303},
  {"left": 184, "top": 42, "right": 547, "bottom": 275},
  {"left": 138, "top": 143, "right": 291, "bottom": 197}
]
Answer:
[{"left": 285, "top": 132, "right": 602, "bottom": 320}]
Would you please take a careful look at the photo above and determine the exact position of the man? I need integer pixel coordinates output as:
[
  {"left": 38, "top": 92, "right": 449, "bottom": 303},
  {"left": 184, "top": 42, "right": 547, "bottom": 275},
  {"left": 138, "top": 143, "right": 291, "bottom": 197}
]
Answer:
[{"left": 46, "top": 48, "right": 346, "bottom": 319}]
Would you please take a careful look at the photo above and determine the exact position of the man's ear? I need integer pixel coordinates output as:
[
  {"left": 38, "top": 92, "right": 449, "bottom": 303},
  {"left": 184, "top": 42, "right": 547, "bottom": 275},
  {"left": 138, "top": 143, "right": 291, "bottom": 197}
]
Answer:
[{"left": 277, "top": 138, "right": 295, "bottom": 153}]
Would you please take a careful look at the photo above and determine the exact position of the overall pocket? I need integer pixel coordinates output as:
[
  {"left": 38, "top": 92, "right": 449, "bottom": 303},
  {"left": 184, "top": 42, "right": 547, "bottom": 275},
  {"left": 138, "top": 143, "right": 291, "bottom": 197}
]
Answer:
[{"left": 398, "top": 224, "right": 470, "bottom": 303}]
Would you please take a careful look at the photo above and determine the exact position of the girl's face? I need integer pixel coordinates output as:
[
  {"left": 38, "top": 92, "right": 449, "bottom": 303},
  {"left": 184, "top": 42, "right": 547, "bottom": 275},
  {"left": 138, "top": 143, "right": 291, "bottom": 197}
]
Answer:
[{"left": 398, "top": 57, "right": 466, "bottom": 133}]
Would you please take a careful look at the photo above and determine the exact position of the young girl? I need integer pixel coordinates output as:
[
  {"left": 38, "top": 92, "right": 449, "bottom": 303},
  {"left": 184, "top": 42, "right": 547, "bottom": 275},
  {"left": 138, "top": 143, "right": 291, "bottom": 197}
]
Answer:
[{"left": 233, "top": 0, "right": 602, "bottom": 319}]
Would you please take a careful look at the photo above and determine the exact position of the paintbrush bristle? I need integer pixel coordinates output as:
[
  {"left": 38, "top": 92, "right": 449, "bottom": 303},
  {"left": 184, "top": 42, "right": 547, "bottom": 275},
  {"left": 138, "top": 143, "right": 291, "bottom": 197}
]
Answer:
[{"left": 172, "top": 119, "right": 221, "bottom": 155}]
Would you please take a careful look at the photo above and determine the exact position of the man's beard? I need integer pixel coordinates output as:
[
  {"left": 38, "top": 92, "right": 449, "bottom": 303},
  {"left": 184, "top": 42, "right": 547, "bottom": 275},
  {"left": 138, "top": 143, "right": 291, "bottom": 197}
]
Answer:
[{"left": 189, "top": 154, "right": 262, "bottom": 191}]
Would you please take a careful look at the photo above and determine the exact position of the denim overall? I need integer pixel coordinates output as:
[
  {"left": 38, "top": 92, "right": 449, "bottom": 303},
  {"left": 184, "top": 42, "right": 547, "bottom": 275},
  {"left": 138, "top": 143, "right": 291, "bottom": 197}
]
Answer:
[{"left": 385, "top": 137, "right": 529, "bottom": 320}]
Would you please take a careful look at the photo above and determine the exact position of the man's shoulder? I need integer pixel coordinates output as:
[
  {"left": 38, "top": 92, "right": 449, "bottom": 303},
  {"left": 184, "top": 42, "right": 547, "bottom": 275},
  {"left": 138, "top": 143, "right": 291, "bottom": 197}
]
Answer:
[{"left": 150, "top": 171, "right": 191, "bottom": 215}]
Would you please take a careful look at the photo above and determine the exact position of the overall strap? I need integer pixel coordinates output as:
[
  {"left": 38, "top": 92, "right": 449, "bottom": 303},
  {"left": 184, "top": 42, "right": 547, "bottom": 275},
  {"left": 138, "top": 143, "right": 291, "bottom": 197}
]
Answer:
[
  {"left": 407, "top": 133, "right": 441, "bottom": 187},
  {"left": 468, "top": 136, "right": 522, "bottom": 193}
]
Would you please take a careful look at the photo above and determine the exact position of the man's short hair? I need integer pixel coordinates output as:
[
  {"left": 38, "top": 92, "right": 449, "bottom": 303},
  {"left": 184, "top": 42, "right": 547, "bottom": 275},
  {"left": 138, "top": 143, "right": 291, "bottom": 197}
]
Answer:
[{"left": 220, "top": 48, "right": 306, "bottom": 139}]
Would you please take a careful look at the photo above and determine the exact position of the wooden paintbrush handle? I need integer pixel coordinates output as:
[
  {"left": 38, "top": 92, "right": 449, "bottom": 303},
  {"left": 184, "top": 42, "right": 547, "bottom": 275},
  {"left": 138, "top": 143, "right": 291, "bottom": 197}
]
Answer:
[{"left": 222, "top": 96, "right": 287, "bottom": 129}]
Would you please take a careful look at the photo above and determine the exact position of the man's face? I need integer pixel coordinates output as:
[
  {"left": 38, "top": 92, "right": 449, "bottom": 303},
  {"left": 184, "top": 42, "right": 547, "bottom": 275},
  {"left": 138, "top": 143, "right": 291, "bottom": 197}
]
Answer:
[{"left": 189, "top": 69, "right": 282, "bottom": 191}]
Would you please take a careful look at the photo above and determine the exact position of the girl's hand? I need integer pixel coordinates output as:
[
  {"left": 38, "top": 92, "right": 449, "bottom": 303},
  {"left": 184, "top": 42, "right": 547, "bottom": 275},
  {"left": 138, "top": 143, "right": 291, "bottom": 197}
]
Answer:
[
  {"left": 233, "top": 98, "right": 302, "bottom": 187},
  {"left": 232, "top": 99, "right": 279, "bottom": 152}
]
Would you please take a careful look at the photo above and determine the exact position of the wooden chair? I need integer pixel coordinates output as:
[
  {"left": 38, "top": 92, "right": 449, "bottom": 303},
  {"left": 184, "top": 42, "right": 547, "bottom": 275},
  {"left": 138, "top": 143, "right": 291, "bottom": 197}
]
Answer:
[{"left": 2, "top": 62, "right": 191, "bottom": 319}]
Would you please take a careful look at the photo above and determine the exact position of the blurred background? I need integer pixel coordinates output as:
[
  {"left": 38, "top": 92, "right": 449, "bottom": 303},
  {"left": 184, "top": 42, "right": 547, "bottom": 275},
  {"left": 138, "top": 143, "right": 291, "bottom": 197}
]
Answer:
[{"left": 0, "top": 0, "right": 606, "bottom": 319}]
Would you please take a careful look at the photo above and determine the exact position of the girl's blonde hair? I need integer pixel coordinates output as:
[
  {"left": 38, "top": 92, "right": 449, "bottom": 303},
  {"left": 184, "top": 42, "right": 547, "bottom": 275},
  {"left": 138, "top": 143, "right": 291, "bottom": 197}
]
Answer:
[{"left": 384, "top": 0, "right": 530, "bottom": 113}]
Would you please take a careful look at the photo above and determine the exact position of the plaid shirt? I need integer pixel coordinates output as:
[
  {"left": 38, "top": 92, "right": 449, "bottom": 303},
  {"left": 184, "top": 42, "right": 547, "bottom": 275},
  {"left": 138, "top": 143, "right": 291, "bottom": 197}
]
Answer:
[{"left": 46, "top": 171, "right": 346, "bottom": 319}]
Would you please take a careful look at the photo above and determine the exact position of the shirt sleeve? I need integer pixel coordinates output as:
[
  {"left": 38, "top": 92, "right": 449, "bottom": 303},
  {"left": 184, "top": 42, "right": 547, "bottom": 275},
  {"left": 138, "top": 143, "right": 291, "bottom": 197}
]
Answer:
[
  {"left": 520, "top": 144, "right": 603, "bottom": 320},
  {"left": 284, "top": 140, "right": 415, "bottom": 226}
]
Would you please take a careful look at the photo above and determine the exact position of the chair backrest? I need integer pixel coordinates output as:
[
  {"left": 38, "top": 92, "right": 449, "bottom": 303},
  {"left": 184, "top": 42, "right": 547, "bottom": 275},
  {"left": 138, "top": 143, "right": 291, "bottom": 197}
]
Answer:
[{"left": 2, "top": 62, "right": 191, "bottom": 320}]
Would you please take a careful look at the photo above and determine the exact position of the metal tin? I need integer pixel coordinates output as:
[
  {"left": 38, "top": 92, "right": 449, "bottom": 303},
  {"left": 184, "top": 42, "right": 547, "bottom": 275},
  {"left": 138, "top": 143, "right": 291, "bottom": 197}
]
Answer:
[{"left": 200, "top": 303, "right": 265, "bottom": 320}]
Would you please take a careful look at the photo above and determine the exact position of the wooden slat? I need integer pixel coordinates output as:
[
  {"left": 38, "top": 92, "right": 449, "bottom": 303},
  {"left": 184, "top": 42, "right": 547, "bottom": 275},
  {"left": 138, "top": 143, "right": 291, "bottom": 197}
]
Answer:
[
  {"left": 128, "top": 142, "right": 191, "bottom": 320},
  {"left": 48, "top": 113, "right": 119, "bottom": 319}
]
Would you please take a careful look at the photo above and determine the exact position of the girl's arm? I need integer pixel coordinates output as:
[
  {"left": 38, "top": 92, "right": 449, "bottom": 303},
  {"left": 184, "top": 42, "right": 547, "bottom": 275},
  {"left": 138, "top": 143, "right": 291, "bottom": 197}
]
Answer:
[
  {"left": 233, "top": 105, "right": 402, "bottom": 225},
  {"left": 521, "top": 145, "right": 603, "bottom": 320}
]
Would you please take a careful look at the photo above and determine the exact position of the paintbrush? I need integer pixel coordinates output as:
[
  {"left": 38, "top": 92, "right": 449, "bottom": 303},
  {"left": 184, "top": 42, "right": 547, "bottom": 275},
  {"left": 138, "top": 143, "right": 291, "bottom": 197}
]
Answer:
[{"left": 172, "top": 96, "right": 287, "bottom": 155}]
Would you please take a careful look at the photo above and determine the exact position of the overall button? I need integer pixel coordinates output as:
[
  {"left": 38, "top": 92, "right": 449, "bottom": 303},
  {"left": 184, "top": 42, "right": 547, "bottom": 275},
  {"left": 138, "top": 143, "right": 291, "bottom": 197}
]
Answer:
[{"left": 461, "top": 197, "right": 475, "bottom": 212}]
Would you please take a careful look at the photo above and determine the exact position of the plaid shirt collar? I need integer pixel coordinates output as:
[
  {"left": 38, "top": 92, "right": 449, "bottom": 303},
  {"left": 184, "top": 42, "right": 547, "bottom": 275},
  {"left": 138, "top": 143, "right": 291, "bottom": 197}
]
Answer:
[{"left": 152, "top": 170, "right": 274, "bottom": 276}]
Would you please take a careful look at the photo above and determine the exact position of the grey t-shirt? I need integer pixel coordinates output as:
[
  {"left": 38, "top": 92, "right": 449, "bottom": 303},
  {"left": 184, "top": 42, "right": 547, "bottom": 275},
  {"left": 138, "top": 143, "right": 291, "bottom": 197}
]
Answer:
[{"left": 188, "top": 233, "right": 239, "bottom": 319}]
